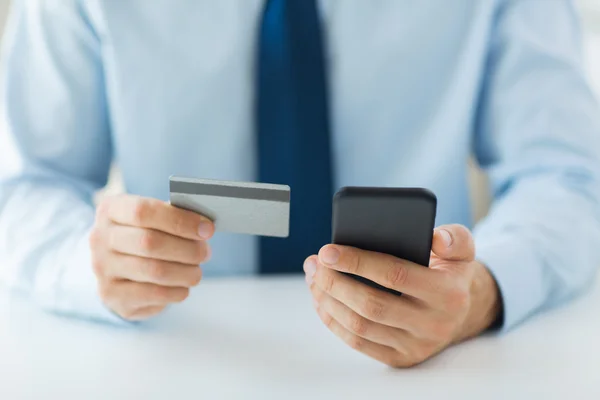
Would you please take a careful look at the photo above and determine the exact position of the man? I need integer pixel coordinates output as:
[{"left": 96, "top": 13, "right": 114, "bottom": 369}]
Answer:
[{"left": 1, "top": 0, "right": 599, "bottom": 368}]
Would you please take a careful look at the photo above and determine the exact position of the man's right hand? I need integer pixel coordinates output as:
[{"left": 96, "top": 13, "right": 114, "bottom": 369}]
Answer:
[{"left": 89, "top": 194, "right": 214, "bottom": 321}]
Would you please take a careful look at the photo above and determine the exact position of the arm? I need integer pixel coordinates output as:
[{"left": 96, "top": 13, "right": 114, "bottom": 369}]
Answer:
[
  {"left": 302, "top": 0, "right": 600, "bottom": 368},
  {"left": 473, "top": 0, "right": 600, "bottom": 330},
  {"left": 0, "top": 0, "right": 115, "bottom": 321},
  {"left": 0, "top": 0, "right": 215, "bottom": 323}
]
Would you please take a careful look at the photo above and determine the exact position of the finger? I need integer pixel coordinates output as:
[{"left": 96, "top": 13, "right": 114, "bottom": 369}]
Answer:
[
  {"left": 311, "top": 285, "right": 412, "bottom": 354},
  {"left": 431, "top": 224, "right": 475, "bottom": 262},
  {"left": 318, "top": 244, "right": 444, "bottom": 300},
  {"left": 315, "top": 306, "right": 404, "bottom": 368},
  {"left": 125, "top": 305, "right": 167, "bottom": 321},
  {"left": 103, "top": 252, "right": 203, "bottom": 288},
  {"left": 101, "top": 280, "right": 190, "bottom": 311},
  {"left": 100, "top": 195, "right": 215, "bottom": 240},
  {"left": 312, "top": 265, "right": 423, "bottom": 332},
  {"left": 108, "top": 224, "right": 211, "bottom": 265},
  {"left": 303, "top": 255, "right": 318, "bottom": 285}
]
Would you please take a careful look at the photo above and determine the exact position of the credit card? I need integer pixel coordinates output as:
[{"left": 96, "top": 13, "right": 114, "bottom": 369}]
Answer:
[{"left": 169, "top": 176, "right": 290, "bottom": 237}]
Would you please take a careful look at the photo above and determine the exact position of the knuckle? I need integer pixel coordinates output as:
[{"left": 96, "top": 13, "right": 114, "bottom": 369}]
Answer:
[
  {"left": 438, "top": 270, "right": 456, "bottom": 289},
  {"left": 429, "top": 321, "right": 455, "bottom": 341},
  {"left": 173, "top": 213, "right": 187, "bottom": 237},
  {"left": 345, "top": 249, "right": 361, "bottom": 275},
  {"left": 91, "top": 253, "right": 104, "bottom": 277},
  {"left": 444, "top": 286, "right": 470, "bottom": 312},
  {"left": 385, "top": 354, "right": 409, "bottom": 369},
  {"left": 322, "top": 311, "right": 335, "bottom": 328},
  {"left": 312, "top": 286, "right": 326, "bottom": 302},
  {"left": 152, "top": 285, "right": 170, "bottom": 302},
  {"left": 147, "top": 305, "right": 166, "bottom": 318},
  {"left": 88, "top": 227, "right": 103, "bottom": 249},
  {"left": 139, "top": 230, "right": 160, "bottom": 252},
  {"left": 97, "top": 282, "right": 112, "bottom": 302},
  {"left": 411, "top": 343, "right": 438, "bottom": 364},
  {"left": 173, "top": 288, "right": 190, "bottom": 303},
  {"left": 147, "top": 260, "right": 168, "bottom": 282},
  {"left": 193, "top": 243, "right": 209, "bottom": 265},
  {"left": 348, "top": 335, "right": 365, "bottom": 351},
  {"left": 132, "top": 199, "right": 152, "bottom": 225},
  {"left": 204, "top": 244, "right": 212, "bottom": 263},
  {"left": 349, "top": 314, "right": 369, "bottom": 336},
  {"left": 129, "top": 306, "right": 163, "bottom": 321},
  {"left": 188, "top": 268, "right": 203, "bottom": 286},
  {"left": 401, "top": 355, "right": 424, "bottom": 368},
  {"left": 362, "top": 293, "right": 385, "bottom": 320},
  {"left": 96, "top": 198, "right": 111, "bottom": 219},
  {"left": 322, "top": 271, "right": 336, "bottom": 293},
  {"left": 106, "top": 227, "right": 118, "bottom": 251},
  {"left": 119, "top": 307, "right": 138, "bottom": 321},
  {"left": 386, "top": 261, "right": 409, "bottom": 288}
]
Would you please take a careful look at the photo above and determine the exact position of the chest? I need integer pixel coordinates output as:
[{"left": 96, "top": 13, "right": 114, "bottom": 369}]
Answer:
[
  {"left": 93, "top": 1, "right": 492, "bottom": 103},
  {"left": 88, "top": 0, "right": 495, "bottom": 164}
]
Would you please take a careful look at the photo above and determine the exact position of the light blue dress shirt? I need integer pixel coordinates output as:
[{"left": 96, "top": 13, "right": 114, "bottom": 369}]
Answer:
[{"left": 1, "top": 0, "right": 600, "bottom": 330}]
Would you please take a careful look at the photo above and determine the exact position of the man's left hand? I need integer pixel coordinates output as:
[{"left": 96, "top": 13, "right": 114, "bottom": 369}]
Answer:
[{"left": 303, "top": 224, "right": 501, "bottom": 368}]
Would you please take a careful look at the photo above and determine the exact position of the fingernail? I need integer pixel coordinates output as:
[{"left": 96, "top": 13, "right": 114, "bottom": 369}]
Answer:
[
  {"left": 439, "top": 229, "right": 453, "bottom": 247},
  {"left": 198, "top": 222, "right": 213, "bottom": 239},
  {"left": 320, "top": 246, "right": 340, "bottom": 265},
  {"left": 304, "top": 259, "right": 317, "bottom": 284}
]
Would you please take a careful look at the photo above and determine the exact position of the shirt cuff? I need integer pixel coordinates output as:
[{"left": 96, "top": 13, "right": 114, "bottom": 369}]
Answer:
[{"left": 474, "top": 232, "right": 546, "bottom": 332}]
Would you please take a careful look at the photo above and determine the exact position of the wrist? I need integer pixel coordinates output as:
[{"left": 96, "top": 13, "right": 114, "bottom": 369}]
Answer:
[{"left": 457, "top": 260, "right": 502, "bottom": 342}]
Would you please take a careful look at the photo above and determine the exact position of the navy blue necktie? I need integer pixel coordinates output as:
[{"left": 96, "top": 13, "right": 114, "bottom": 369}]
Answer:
[{"left": 256, "top": 0, "right": 333, "bottom": 274}]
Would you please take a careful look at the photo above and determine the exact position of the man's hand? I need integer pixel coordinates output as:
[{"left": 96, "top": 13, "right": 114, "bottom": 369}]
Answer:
[
  {"left": 90, "top": 195, "right": 215, "bottom": 321},
  {"left": 304, "top": 224, "right": 501, "bottom": 368}
]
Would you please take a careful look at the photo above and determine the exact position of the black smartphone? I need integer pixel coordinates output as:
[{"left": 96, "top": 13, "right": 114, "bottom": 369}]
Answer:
[{"left": 331, "top": 186, "right": 437, "bottom": 296}]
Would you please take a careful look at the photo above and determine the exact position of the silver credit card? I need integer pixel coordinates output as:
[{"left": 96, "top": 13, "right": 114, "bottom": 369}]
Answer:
[{"left": 169, "top": 176, "right": 290, "bottom": 238}]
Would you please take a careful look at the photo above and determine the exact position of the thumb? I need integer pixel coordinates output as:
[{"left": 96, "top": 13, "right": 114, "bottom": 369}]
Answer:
[{"left": 431, "top": 224, "right": 475, "bottom": 262}]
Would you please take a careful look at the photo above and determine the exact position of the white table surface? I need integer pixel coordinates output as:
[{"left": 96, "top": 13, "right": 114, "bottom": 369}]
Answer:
[{"left": 1, "top": 276, "right": 599, "bottom": 400}]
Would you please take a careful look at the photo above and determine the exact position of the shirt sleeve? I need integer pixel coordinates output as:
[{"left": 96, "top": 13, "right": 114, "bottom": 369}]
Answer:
[
  {"left": 473, "top": 0, "right": 600, "bottom": 331},
  {"left": 0, "top": 0, "right": 123, "bottom": 323}
]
